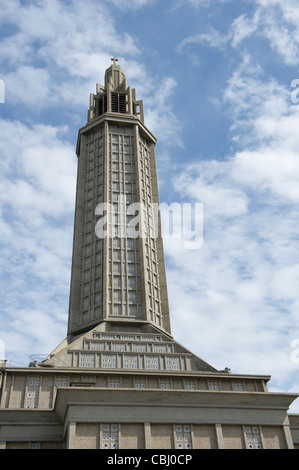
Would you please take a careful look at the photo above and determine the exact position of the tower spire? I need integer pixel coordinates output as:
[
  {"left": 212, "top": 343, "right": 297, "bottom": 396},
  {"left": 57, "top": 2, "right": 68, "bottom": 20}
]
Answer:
[{"left": 87, "top": 61, "right": 144, "bottom": 122}]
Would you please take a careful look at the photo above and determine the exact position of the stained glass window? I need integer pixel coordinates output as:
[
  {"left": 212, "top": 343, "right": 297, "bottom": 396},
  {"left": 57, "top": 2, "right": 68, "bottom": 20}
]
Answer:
[
  {"left": 174, "top": 425, "right": 192, "bottom": 449},
  {"left": 26, "top": 375, "right": 41, "bottom": 409},
  {"left": 244, "top": 426, "right": 263, "bottom": 449},
  {"left": 102, "top": 424, "right": 119, "bottom": 449}
]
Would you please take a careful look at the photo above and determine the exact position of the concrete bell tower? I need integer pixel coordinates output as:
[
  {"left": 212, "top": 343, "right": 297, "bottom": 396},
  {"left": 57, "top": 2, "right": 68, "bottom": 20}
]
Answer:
[
  {"left": 67, "top": 57, "right": 171, "bottom": 337},
  {"left": 1, "top": 60, "right": 297, "bottom": 451}
]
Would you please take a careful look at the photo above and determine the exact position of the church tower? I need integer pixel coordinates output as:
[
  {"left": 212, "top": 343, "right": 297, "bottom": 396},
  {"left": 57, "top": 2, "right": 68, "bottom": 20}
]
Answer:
[
  {"left": 45, "top": 59, "right": 215, "bottom": 374},
  {"left": 0, "top": 60, "right": 298, "bottom": 450},
  {"left": 68, "top": 57, "right": 171, "bottom": 337}
]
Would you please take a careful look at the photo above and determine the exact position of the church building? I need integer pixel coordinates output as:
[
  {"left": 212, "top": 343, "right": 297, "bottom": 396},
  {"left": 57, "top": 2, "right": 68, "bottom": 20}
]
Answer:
[{"left": 1, "top": 60, "right": 299, "bottom": 450}]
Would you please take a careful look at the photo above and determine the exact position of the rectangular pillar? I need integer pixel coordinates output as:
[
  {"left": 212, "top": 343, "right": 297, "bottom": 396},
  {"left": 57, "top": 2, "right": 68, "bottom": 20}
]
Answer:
[
  {"left": 283, "top": 424, "right": 295, "bottom": 449},
  {"left": 215, "top": 423, "right": 224, "bottom": 449},
  {"left": 67, "top": 421, "right": 76, "bottom": 449},
  {"left": 144, "top": 422, "right": 152, "bottom": 449}
]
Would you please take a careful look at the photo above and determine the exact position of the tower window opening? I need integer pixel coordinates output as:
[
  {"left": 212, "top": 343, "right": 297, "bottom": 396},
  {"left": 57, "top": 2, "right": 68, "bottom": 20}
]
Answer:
[
  {"left": 111, "top": 92, "right": 126, "bottom": 114},
  {"left": 96, "top": 95, "right": 107, "bottom": 117}
]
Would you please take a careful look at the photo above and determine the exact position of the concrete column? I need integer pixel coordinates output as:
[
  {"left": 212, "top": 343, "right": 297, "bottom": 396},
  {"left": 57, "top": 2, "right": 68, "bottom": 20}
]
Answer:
[
  {"left": 7, "top": 374, "right": 15, "bottom": 408},
  {"left": 107, "top": 84, "right": 112, "bottom": 112},
  {"left": 127, "top": 87, "right": 133, "bottom": 115},
  {"left": 215, "top": 423, "right": 224, "bottom": 449},
  {"left": 0, "top": 371, "right": 7, "bottom": 408},
  {"left": 67, "top": 422, "right": 76, "bottom": 449},
  {"left": 283, "top": 424, "right": 295, "bottom": 449},
  {"left": 144, "top": 422, "right": 152, "bottom": 449}
]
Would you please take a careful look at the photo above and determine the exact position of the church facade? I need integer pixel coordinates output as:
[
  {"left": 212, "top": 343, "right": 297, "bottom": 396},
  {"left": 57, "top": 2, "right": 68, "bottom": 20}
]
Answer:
[{"left": 1, "top": 61, "right": 298, "bottom": 450}]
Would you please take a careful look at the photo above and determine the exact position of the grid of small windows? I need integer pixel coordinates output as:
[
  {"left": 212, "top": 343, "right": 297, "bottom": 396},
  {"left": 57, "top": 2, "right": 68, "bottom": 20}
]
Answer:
[
  {"left": 55, "top": 375, "right": 69, "bottom": 387},
  {"left": 159, "top": 379, "right": 171, "bottom": 389},
  {"left": 113, "top": 304, "right": 122, "bottom": 316},
  {"left": 108, "top": 127, "right": 142, "bottom": 319},
  {"left": 123, "top": 354, "right": 138, "bottom": 369},
  {"left": 69, "top": 334, "right": 191, "bottom": 371},
  {"left": 81, "top": 375, "right": 96, "bottom": 384},
  {"left": 111, "top": 342, "right": 127, "bottom": 351},
  {"left": 165, "top": 356, "right": 181, "bottom": 370},
  {"left": 144, "top": 355, "right": 160, "bottom": 369},
  {"left": 128, "top": 304, "right": 137, "bottom": 316},
  {"left": 101, "top": 424, "right": 119, "bottom": 449},
  {"left": 80, "top": 131, "right": 104, "bottom": 326},
  {"left": 232, "top": 381, "right": 245, "bottom": 391},
  {"left": 139, "top": 137, "right": 162, "bottom": 327},
  {"left": 152, "top": 344, "right": 167, "bottom": 353},
  {"left": 134, "top": 378, "right": 147, "bottom": 388},
  {"left": 80, "top": 353, "right": 95, "bottom": 368},
  {"left": 26, "top": 375, "right": 41, "bottom": 409},
  {"left": 102, "top": 354, "right": 117, "bottom": 368},
  {"left": 208, "top": 380, "right": 220, "bottom": 391},
  {"left": 174, "top": 425, "right": 192, "bottom": 449},
  {"left": 184, "top": 380, "right": 196, "bottom": 390},
  {"left": 244, "top": 426, "right": 263, "bottom": 449},
  {"left": 89, "top": 341, "right": 105, "bottom": 351},
  {"left": 108, "top": 377, "right": 121, "bottom": 388},
  {"left": 132, "top": 343, "right": 147, "bottom": 352}
]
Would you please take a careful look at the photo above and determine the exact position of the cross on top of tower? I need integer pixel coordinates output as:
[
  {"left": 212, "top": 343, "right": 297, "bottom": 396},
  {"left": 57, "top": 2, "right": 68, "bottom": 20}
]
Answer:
[{"left": 111, "top": 57, "right": 118, "bottom": 65}]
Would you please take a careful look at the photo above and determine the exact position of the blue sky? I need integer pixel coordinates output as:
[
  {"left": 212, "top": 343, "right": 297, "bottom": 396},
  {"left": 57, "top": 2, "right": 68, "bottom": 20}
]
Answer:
[{"left": 1, "top": 0, "right": 299, "bottom": 412}]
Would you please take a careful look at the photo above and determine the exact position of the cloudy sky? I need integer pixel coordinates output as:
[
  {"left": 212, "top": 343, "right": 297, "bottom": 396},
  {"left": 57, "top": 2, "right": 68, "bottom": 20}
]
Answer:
[{"left": 1, "top": 0, "right": 299, "bottom": 412}]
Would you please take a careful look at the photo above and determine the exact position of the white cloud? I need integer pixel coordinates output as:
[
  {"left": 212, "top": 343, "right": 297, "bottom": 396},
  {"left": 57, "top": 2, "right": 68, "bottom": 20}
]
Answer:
[
  {"left": 223, "top": 55, "right": 293, "bottom": 144},
  {"left": 252, "top": 0, "right": 299, "bottom": 66},
  {"left": 165, "top": 151, "right": 299, "bottom": 394},
  {"left": 143, "top": 77, "right": 182, "bottom": 146},
  {"left": 232, "top": 149, "right": 299, "bottom": 202},
  {"left": 0, "top": 120, "right": 76, "bottom": 211},
  {"left": 177, "top": 28, "right": 230, "bottom": 53},
  {"left": 0, "top": 119, "right": 77, "bottom": 364},
  {"left": 0, "top": 0, "right": 180, "bottom": 142},
  {"left": 3, "top": 66, "right": 53, "bottom": 108},
  {"left": 162, "top": 44, "right": 299, "bottom": 412},
  {"left": 178, "top": 0, "right": 299, "bottom": 66},
  {"left": 230, "top": 12, "right": 260, "bottom": 47},
  {"left": 105, "top": 0, "right": 155, "bottom": 9},
  {"left": 0, "top": 0, "right": 141, "bottom": 110},
  {"left": 174, "top": 160, "right": 249, "bottom": 218},
  {"left": 175, "top": 0, "right": 232, "bottom": 9}
]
